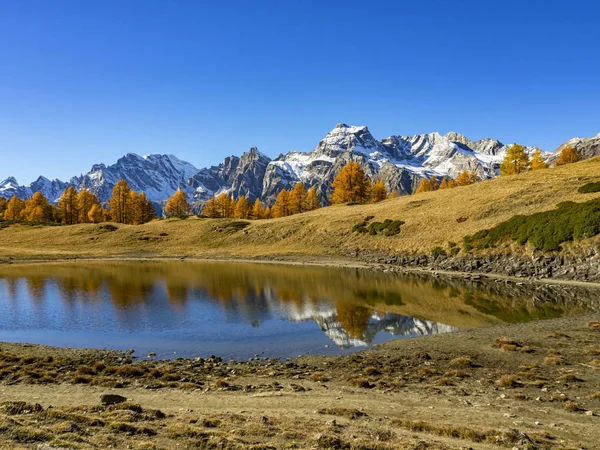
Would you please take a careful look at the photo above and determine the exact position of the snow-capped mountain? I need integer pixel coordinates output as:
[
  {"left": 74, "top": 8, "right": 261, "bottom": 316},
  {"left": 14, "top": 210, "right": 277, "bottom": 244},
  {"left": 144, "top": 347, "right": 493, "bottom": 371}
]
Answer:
[
  {"left": 0, "top": 176, "right": 68, "bottom": 203},
  {"left": 258, "top": 124, "right": 540, "bottom": 203},
  {"left": 72, "top": 153, "right": 198, "bottom": 202},
  {"left": 2, "top": 124, "right": 596, "bottom": 207}
]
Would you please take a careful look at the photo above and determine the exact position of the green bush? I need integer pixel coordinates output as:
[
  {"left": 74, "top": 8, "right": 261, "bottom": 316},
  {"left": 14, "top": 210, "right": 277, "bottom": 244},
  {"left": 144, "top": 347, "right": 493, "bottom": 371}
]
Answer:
[
  {"left": 368, "top": 219, "right": 405, "bottom": 236},
  {"left": 463, "top": 197, "right": 600, "bottom": 252},
  {"left": 578, "top": 181, "right": 600, "bottom": 194},
  {"left": 431, "top": 247, "right": 447, "bottom": 258},
  {"left": 352, "top": 221, "right": 369, "bottom": 233},
  {"left": 352, "top": 218, "right": 404, "bottom": 236},
  {"left": 450, "top": 247, "right": 460, "bottom": 256}
]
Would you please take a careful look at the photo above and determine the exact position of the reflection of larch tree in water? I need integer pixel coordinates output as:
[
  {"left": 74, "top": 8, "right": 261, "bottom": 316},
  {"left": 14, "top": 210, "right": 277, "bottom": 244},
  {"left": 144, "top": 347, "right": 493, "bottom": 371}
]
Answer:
[
  {"left": 26, "top": 276, "right": 47, "bottom": 302},
  {"left": 108, "top": 280, "right": 154, "bottom": 306},
  {"left": 335, "top": 302, "right": 373, "bottom": 339},
  {"left": 4, "top": 278, "right": 19, "bottom": 302},
  {"left": 165, "top": 283, "right": 189, "bottom": 306}
]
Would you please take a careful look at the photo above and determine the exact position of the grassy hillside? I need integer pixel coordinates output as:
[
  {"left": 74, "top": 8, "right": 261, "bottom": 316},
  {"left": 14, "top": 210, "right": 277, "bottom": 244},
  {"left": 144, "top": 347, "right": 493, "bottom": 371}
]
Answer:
[{"left": 2, "top": 157, "right": 600, "bottom": 261}]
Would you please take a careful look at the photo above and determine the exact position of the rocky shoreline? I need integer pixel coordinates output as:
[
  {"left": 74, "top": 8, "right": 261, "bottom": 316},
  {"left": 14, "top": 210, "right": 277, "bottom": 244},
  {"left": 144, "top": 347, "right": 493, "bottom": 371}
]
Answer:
[{"left": 362, "top": 250, "right": 600, "bottom": 284}]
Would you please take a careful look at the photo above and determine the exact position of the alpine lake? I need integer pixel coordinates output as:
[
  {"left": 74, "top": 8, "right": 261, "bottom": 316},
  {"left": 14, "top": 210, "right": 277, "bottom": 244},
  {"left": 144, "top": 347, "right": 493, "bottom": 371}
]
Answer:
[{"left": 0, "top": 260, "right": 598, "bottom": 361}]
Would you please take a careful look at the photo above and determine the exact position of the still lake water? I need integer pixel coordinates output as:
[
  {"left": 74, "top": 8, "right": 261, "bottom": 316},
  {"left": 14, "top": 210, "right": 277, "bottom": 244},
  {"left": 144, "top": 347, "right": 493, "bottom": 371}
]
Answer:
[{"left": 0, "top": 261, "right": 598, "bottom": 360}]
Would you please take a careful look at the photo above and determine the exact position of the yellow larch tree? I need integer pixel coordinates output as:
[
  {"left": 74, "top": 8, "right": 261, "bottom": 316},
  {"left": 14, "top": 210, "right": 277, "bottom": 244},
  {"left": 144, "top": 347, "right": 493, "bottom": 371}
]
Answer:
[
  {"left": 290, "top": 183, "right": 307, "bottom": 214},
  {"left": 251, "top": 198, "right": 265, "bottom": 219},
  {"left": 330, "top": 161, "right": 370, "bottom": 204},
  {"left": 0, "top": 197, "right": 7, "bottom": 218},
  {"left": 530, "top": 148, "right": 548, "bottom": 170},
  {"left": 165, "top": 189, "right": 190, "bottom": 217},
  {"left": 58, "top": 186, "right": 79, "bottom": 225},
  {"left": 139, "top": 192, "right": 156, "bottom": 223},
  {"left": 22, "top": 192, "right": 53, "bottom": 222},
  {"left": 203, "top": 196, "right": 219, "bottom": 217},
  {"left": 87, "top": 204, "right": 104, "bottom": 223},
  {"left": 500, "top": 144, "right": 530, "bottom": 175},
  {"left": 4, "top": 195, "right": 25, "bottom": 220},
  {"left": 454, "top": 170, "right": 474, "bottom": 186},
  {"left": 273, "top": 189, "right": 291, "bottom": 218},
  {"left": 109, "top": 180, "right": 131, "bottom": 223},
  {"left": 128, "top": 191, "right": 142, "bottom": 224},
  {"left": 555, "top": 145, "right": 582, "bottom": 166},
  {"left": 305, "top": 187, "right": 321, "bottom": 211},
  {"left": 215, "top": 193, "right": 234, "bottom": 218},
  {"left": 415, "top": 178, "right": 433, "bottom": 193},
  {"left": 439, "top": 178, "right": 449, "bottom": 189},
  {"left": 77, "top": 189, "right": 101, "bottom": 223},
  {"left": 388, "top": 190, "right": 399, "bottom": 199},
  {"left": 371, "top": 180, "right": 387, "bottom": 203},
  {"left": 263, "top": 206, "right": 272, "bottom": 219},
  {"left": 234, "top": 196, "right": 252, "bottom": 219}
]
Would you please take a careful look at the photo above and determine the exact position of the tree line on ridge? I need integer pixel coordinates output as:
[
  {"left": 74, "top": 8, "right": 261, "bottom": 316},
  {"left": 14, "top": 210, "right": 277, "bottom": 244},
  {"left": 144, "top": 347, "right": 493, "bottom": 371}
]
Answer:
[{"left": 0, "top": 144, "right": 584, "bottom": 224}]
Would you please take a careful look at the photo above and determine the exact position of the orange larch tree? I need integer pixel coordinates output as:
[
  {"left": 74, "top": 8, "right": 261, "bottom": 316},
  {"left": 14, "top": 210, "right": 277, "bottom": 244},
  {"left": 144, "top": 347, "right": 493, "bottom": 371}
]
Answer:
[
  {"left": 77, "top": 189, "right": 101, "bottom": 223},
  {"left": 289, "top": 183, "right": 307, "bottom": 214},
  {"left": 234, "top": 196, "right": 252, "bottom": 219},
  {"left": 215, "top": 193, "right": 234, "bottom": 218},
  {"left": 165, "top": 189, "right": 190, "bottom": 217},
  {"left": 251, "top": 198, "right": 265, "bottom": 219},
  {"left": 109, "top": 180, "right": 131, "bottom": 223},
  {"left": 22, "top": 192, "right": 53, "bottom": 222},
  {"left": 556, "top": 145, "right": 582, "bottom": 166},
  {"left": 139, "top": 192, "right": 156, "bottom": 223},
  {"left": 371, "top": 180, "right": 387, "bottom": 203},
  {"left": 330, "top": 161, "right": 370, "bottom": 204},
  {"left": 58, "top": 186, "right": 80, "bottom": 224},
  {"left": 273, "top": 189, "right": 291, "bottom": 218},
  {"left": 305, "top": 187, "right": 321, "bottom": 211}
]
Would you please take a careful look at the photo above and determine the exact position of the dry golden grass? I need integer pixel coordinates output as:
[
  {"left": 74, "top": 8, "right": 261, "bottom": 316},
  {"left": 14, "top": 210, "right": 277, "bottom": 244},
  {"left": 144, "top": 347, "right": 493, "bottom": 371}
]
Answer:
[
  {"left": 496, "top": 374, "right": 522, "bottom": 388},
  {"left": 2, "top": 158, "right": 600, "bottom": 261},
  {"left": 449, "top": 356, "right": 474, "bottom": 367}
]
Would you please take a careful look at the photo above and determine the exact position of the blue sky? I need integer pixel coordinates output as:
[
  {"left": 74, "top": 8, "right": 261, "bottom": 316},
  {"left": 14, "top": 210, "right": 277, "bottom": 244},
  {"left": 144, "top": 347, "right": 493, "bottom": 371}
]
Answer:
[{"left": 1, "top": 0, "right": 599, "bottom": 183}]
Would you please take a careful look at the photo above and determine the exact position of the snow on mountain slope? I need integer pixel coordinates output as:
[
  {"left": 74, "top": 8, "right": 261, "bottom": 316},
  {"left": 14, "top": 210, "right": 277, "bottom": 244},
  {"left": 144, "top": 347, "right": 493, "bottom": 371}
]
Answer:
[
  {"left": 27, "top": 176, "right": 69, "bottom": 203},
  {"left": 0, "top": 177, "right": 31, "bottom": 199},
  {"left": 75, "top": 153, "right": 199, "bottom": 202}
]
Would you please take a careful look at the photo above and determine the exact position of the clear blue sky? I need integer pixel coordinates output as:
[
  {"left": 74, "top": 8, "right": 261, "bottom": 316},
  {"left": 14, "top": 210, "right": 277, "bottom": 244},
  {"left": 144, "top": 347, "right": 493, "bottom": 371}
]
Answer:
[{"left": 1, "top": 0, "right": 599, "bottom": 183}]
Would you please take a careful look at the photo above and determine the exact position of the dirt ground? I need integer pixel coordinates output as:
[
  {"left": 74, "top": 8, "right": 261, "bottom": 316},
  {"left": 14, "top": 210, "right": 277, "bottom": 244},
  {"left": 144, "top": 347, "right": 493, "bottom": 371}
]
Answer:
[{"left": 0, "top": 314, "right": 599, "bottom": 449}]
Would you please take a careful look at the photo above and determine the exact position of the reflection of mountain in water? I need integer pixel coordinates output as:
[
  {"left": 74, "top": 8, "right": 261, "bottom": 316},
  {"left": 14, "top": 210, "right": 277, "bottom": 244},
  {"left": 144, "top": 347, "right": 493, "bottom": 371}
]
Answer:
[
  {"left": 309, "top": 311, "right": 455, "bottom": 348},
  {"left": 264, "top": 291, "right": 455, "bottom": 348}
]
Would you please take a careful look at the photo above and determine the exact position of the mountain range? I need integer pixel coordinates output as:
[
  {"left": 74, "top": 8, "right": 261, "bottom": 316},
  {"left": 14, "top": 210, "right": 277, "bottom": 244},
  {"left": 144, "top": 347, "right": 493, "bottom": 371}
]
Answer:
[{"left": 2, "top": 125, "right": 599, "bottom": 208}]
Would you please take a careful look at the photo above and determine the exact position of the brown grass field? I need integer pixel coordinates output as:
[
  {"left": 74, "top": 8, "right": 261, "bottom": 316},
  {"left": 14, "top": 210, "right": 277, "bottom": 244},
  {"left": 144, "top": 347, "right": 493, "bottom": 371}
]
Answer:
[{"left": 1, "top": 157, "right": 600, "bottom": 262}]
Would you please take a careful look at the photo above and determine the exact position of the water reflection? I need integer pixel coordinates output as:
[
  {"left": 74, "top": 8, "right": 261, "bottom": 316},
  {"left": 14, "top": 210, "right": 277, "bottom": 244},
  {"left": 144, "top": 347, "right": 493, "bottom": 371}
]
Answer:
[{"left": 0, "top": 261, "right": 598, "bottom": 359}]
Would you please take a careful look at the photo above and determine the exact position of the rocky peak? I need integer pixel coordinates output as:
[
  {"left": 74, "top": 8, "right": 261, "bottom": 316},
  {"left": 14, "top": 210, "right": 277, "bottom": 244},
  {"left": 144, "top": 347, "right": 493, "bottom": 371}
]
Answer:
[
  {"left": 1, "top": 176, "right": 18, "bottom": 185},
  {"left": 315, "top": 124, "right": 387, "bottom": 159},
  {"left": 549, "top": 133, "right": 600, "bottom": 164}
]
